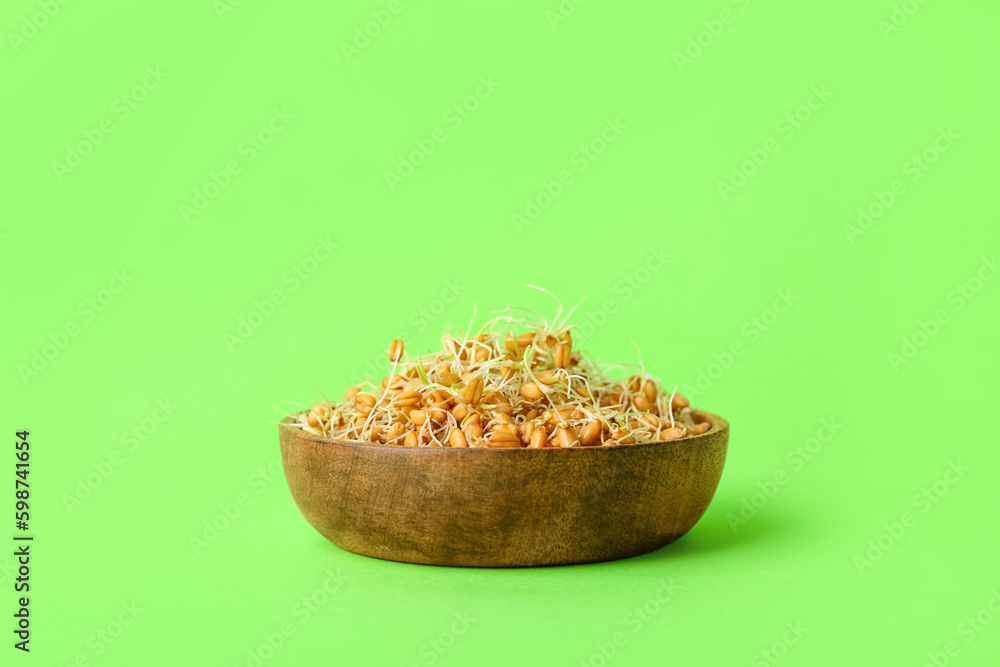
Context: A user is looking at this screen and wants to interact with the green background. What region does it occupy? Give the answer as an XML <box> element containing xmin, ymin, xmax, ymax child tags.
<box><xmin>3</xmin><ymin>0</ymin><xmax>999</xmax><ymax>665</ymax></box>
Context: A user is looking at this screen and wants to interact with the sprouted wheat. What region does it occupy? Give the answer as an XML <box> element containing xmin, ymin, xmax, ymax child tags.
<box><xmin>295</xmin><ymin>290</ymin><xmax>712</xmax><ymax>447</ymax></box>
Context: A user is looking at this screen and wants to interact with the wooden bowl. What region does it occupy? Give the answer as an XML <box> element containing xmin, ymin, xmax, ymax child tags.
<box><xmin>279</xmin><ymin>411</ymin><xmax>728</xmax><ymax>567</ymax></box>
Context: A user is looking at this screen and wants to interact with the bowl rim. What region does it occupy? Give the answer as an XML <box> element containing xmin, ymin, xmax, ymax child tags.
<box><xmin>279</xmin><ymin>409</ymin><xmax>728</xmax><ymax>454</ymax></box>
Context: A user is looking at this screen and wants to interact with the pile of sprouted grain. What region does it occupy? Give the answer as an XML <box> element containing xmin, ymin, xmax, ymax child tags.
<box><xmin>295</xmin><ymin>295</ymin><xmax>711</xmax><ymax>448</ymax></box>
